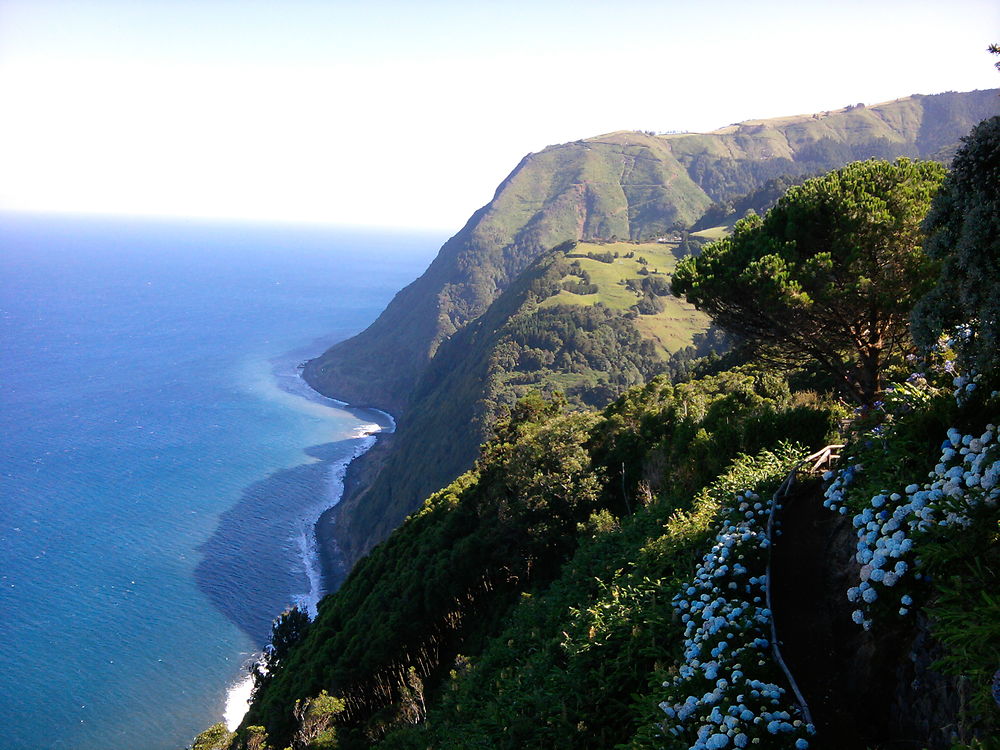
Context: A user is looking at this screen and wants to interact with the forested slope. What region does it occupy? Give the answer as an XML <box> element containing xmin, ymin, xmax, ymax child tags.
<box><xmin>332</xmin><ymin>241</ymin><xmax>713</xmax><ymax>558</ymax></box>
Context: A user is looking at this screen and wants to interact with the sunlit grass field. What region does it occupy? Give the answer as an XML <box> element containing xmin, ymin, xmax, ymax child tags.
<box><xmin>691</xmin><ymin>225</ymin><xmax>729</xmax><ymax>241</ymax></box>
<box><xmin>541</xmin><ymin>241</ymin><xmax>711</xmax><ymax>356</ymax></box>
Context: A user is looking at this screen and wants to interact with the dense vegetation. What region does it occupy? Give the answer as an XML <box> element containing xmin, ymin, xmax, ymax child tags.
<box><xmin>212</xmin><ymin>369</ymin><xmax>839</xmax><ymax>750</ymax></box>
<box><xmin>672</xmin><ymin>158</ymin><xmax>947</xmax><ymax>402</ymax></box>
<box><xmin>912</xmin><ymin>115</ymin><xmax>1000</xmax><ymax>377</ymax></box>
<box><xmin>329</xmin><ymin>243</ymin><xmax>714</xmax><ymax>558</ymax></box>
<box><xmin>192</xmin><ymin>109</ymin><xmax>1000</xmax><ymax>750</ymax></box>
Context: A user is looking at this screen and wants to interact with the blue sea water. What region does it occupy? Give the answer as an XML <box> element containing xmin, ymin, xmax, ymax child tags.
<box><xmin>0</xmin><ymin>213</ymin><xmax>440</xmax><ymax>750</ymax></box>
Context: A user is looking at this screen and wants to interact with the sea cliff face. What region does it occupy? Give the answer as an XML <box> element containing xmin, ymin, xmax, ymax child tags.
<box><xmin>306</xmin><ymin>88</ymin><xmax>999</xmax><ymax>569</ymax></box>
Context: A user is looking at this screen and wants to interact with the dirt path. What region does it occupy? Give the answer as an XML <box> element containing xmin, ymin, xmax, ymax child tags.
<box><xmin>770</xmin><ymin>479</ymin><xmax>909</xmax><ymax>748</ymax></box>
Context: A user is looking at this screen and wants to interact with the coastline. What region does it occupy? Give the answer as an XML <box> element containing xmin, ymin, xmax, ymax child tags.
<box><xmin>315</xmin><ymin>431</ymin><xmax>395</xmax><ymax>592</ymax></box>
<box><xmin>288</xmin><ymin>367</ymin><xmax>397</xmax><ymax>599</ymax></box>
<box><xmin>222</xmin><ymin>366</ymin><xmax>396</xmax><ymax>732</ymax></box>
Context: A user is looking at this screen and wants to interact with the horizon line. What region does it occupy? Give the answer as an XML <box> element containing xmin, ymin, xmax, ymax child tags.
<box><xmin>0</xmin><ymin>206</ymin><xmax>455</xmax><ymax>235</ymax></box>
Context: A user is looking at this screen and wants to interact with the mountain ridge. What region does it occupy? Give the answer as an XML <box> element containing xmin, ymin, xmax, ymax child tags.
<box><xmin>306</xmin><ymin>89</ymin><xmax>998</xmax><ymax>413</ymax></box>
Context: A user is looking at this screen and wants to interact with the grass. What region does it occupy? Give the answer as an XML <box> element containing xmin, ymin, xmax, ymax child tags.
<box><xmin>632</xmin><ymin>307</ymin><xmax>710</xmax><ymax>354</ymax></box>
<box><xmin>540</xmin><ymin>241</ymin><xmax>710</xmax><ymax>357</ymax></box>
<box><xmin>691</xmin><ymin>225</ymin><xmax>729</xmax><ymax>241</ymax></box>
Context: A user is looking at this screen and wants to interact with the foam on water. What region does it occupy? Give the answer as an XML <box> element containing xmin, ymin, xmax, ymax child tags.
<box><xmin>224</xmin><ymin>673</ymin><xmax>256</xmax><ymax>731</ymax></box>
<box><xmin>290</xmin><ymin>430</ymin><xmax>383</xmax><ymax>617</ymax></box>
<box><xmin>220</xmin><ymin>380</ymin><xmax>391</xmax><ymax>730</ymax></box>
<box><xmin>271</xmin><ymin>365</ymin><xmax>393</xmax><ymax>618</ymax></box>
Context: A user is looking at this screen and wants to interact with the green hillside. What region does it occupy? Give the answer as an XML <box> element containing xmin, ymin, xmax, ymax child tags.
<box><xmin>541</xmin><ymin>240</ymin><xmax>710</xmax><ymax>355</ymax></box>
<box><xmin>302</xmin><ymin>135</ymin><xmax>714</xmax><ymax>413</ymax></box>
<box><xmin>329</xmin><ymin>241</ymin><xmax>713</xmax><ymax>561</ymax></box>
<box><xmin>305</xmin><ymin>90</ymin><xmax>999</xmax><ymax>418</ymax></box>
<box><xmin>655</xmin><ymin>90</ymin><xmax>998</xmax><ymax>202</ymax></box>
<box><xmin>305</xmin><ymin>90</ymin><xmax>998</xmax><ymax>575</ymax></box>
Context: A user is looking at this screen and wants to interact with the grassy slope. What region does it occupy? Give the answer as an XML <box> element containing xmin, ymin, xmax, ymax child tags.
<box><xmin>691</xmin><ymin>225</ymin><xmax>729</xmax><ymax>240</ymax></box>
<box><xmin>541</xmin><ymin>241</ymin><xmax>710</xmax><ymax>355</ymax></box>
<box><xmin>656</xmin><ymin>90</ymin><xmax>997</xmax><ymax>202</ymax></box>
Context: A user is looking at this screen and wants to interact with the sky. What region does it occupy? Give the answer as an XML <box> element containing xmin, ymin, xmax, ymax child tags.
<box><xmin>0</xmin><ymin>0</ymin><xmax>997</xmax><ymax>231</ymax></box>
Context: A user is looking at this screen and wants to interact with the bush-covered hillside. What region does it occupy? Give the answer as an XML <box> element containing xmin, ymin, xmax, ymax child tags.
<box><xmin>219</xmin><ymin>368</ymin><xmax>841</xmax><ymax>750</ymax></box>
<box><xmin>329</xmin><ymin>239</ymin><xmax>717</xmax><ymax>561</ymax></box>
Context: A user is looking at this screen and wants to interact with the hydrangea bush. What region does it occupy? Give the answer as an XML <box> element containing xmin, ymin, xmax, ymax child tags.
<box><xmin>819</xmin><ymin>368</ymin><xmax>1000</xmax><ymax>734</ymax></box>
<box><xmin>824</xmin><ymin>424</ymin><xmax>999</xmax><ymax>629</ymax></box>
<box><xmin>659</xmin><ymin>484</ymin><xmax>815</xmax><ymax>749</ymax></box>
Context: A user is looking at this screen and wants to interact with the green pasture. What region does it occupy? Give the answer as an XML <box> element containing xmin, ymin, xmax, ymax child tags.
<box><xmin>541</xmin><ymin>241</ymin><xmax>710</xmax><ymax>356</ymax></box>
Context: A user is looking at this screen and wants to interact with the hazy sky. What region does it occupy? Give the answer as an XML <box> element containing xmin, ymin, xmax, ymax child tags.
<box><xmin>0</xmin><ymin>0</ymin><xmax>997</xmax><ymax>230</ymax></box>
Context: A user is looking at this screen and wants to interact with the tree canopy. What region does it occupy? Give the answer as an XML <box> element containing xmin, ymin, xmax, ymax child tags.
<box><xmin>912</xmin><ymin>116</ymin><xmax>1000</xmax><ymax>380</ymax></box>
<box><xmin>671</xmin><ymin>158</ymin><xmax>946</xmax><ymax>402</ymax></box>
<box><xmin>252</xmin><ymin>607</ymin><xmax>312</xmax><ymax>692</ymax></box>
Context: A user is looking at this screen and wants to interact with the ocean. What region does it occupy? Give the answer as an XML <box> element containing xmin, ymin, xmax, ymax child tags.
<box><xmin>0</xmin><ymin>213</ymin><xmax>440</xmax><ymax>750</ymax></box>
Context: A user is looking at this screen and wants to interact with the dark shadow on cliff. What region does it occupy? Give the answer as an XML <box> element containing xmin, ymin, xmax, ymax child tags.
<box><xmin>195</xmin><ymin>440</ymin><xmax>357</xmax><ymax>645</ymax></box>
<box><xmin>771</xmin><ymin>479</ymin><xmax>963</xmax><ymax>749</ymax></box>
